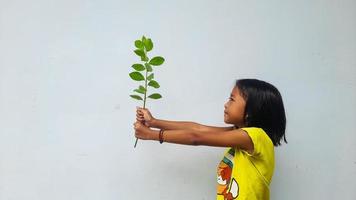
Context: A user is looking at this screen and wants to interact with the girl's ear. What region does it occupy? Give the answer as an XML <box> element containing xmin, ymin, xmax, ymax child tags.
<box><xmin>244</xmin><ymin>114</ymin><xmax>250</xmax><ymax>126</ymax></box>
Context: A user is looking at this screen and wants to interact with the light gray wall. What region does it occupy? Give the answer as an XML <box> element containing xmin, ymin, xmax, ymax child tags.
<box><xmin>0</xmin><ymin>0</ymin><xmax>355</xmax><ymax>199</ymax></box>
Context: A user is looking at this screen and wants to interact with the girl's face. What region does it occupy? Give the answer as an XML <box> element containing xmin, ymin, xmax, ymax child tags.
<box><xmin>224</xmin><ymin>86</ymin><xmax>247</xmax><ymax>127</ymax></box>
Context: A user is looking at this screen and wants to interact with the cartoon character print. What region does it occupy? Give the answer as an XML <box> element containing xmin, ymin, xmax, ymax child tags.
<box><xmin>217</xmin><ymin>149</ymin><xmax>239</xmax><ymax>200</ymax></box>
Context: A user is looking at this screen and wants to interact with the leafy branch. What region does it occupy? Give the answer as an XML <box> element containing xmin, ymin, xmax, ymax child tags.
<box><xmin>129</xmin><ymin>35</ymin><xmax>165</xmax><ymax>148</ymax></box>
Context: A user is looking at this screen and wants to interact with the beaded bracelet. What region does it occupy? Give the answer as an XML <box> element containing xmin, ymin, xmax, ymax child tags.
<box><xmin>159</xmin><ymin>129</ymin><xmax>165</xmax><ymax>144</ymax></box>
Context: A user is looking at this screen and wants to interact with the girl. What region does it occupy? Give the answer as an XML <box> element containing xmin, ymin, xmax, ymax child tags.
<box><xmin>133</xmin><ymin>78</ymin><xmax>287</xmax><ymax>200</ymax></box>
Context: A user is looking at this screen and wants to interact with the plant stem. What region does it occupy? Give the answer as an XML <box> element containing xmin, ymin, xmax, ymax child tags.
<box><xmin>134</xmin><ymin>52</ymin><xmax>148</xmax><ymax>148</ymax></box>
<box><xmin>134</xmin><ymin>135</ymin><xmax>139</xmax><ymax>148</ymax></box>
<box><xmin>143</xmin><ymin>63</ymin><xmax>148</xmax><ymax>109</ymax></box>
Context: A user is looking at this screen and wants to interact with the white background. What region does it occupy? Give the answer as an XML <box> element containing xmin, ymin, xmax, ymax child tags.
<box><xmin>0</xmin><ymin>0</ymin><xmax>355</xmax><ymax>199</ymax></box>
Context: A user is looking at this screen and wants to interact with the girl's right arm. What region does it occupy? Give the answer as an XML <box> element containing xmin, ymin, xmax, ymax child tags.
<box><xmin>136</xmin><ymin>107</ymin><xmax>235</xmax><ymax>132</ymax></box>
<box><xmin>150</xmin><ymin>118</ymin><xmax>200</xmax><ymax>131</ymax></box>
<box><xmin>198</xmin><ymin>124</ymin><xmax>236</xmax><ymax>132</ymax></box>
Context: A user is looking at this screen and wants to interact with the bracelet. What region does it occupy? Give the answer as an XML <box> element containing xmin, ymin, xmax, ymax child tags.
<box><xmin>159</xmin><ymin>129</ymin><xmax>165</xmax><ymax>144</ymax></box>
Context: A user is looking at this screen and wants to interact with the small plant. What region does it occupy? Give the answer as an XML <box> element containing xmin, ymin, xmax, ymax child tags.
<box><xmin>129</xmin><ymin>35</ymin><xmax>165</xmax><ymax>148</ymax></box>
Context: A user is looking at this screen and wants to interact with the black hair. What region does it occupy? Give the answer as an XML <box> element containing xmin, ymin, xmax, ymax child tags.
<box><xmin>235</xmin><ymin>78</ymin><xmax>287</xmax><ymax>146</ymax></box>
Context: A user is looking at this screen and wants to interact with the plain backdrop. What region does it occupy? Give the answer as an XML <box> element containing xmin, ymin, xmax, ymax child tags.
<box><xmin>0</xmin><ymin>0</ymin><xmax>355</xmax><ymax>199</ymax></box>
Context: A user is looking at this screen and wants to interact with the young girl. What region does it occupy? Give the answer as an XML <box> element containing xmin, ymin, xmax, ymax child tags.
<box><xmin>133</xmin><ymin>78</ymin><xmax>287</xmax><ymax>200</ymax></box>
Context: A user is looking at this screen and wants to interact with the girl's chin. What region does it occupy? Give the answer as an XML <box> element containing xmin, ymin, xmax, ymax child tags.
<box><xmin>224</xmin><ymin>115</ymin><xmax>229</xmax><ymax>122</ymax></box>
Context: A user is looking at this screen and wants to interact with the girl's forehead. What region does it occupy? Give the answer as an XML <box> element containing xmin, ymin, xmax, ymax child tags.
<box><xmin>231</xmin><ymin>86</ymin><xmax>246</xmax><ymax>101</ymax></box>
<box><xmin>231</xmin><ymin>86</ymin><xmax>241</xmax><ymax>96</ymax></box>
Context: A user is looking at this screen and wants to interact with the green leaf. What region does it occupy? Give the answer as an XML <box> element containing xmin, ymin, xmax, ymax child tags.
<box><xmin>134</xmin><ymin>89</ymin><xmax>144</xmax><ymax>94</ymax></box>
<box><xmin>148</xmin><ymin>93</ymin><xmax>162</xmax><ymax>99</ymax></box>
<box><xmin>148</xmin><ymin>80</ymin><xmax>160</xmax><ymax>88</ymax></box>
<box><xmin>141</xmin><ymin>56</ymin><xmax>149</xmax><ymax>62</ymax></box>
<box><xmin>145</xmin><ymin>63</ymin><xmax>153</xmax><ymax>72</ymax></box>
<box><xmin>139</xmin><ymin>85</ymin><xmax>146</xmax><ymax>92</ymax></box>
<box><xmin>133</xmin><ymin>85</ymin><xmax>146</xmax><ymax>94</ymax></box>
<box><xmin>149</xmin><ymin>56</ymin><xmax>165</xmax><ymax>66</ymax></box>
<box><xmin>134</xmin><ymin>49</ymin><xmax>145</xmax><ymax>57</ymax></box>
<box><xmin>135</xmin><ymin>40</ymin><xmax>144</xmax><ymax>49</ymax></box>
<box><xmin>129</xmin><ymin>72</ymin><xmax>145</xmax><ymax>81</ymax></box>
<box><xmin>131</xmin><ymin>64</ymin><xmax>145</xmax><ymax>71</ymax></box>
<box><xmin>147</xmin><ymin>73</ymin><xmax>154</xmax><ymax>81</ymax></box>
<box><xmin>130</xmin><ymin>95</ymin><xmax>143</xmax><ymax>100</ymax></box>
<box><xmin>144</xmin><ymin>38</ymin><xmax>153</xmax><ymax>52</ymax></box>
<box><xmin>142</xmin><ymin>35</ymin><xmax>147</xmax><ymax>43</ymax></box>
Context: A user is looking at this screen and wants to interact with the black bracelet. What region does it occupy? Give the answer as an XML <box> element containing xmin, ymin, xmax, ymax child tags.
<box><xmin>159</xmin><ymin>129</ymin><xmax>164</xmax><ymax>144</ymax></box>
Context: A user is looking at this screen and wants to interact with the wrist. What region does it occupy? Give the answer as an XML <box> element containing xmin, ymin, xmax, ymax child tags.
<box><xmin>149</xmin><ymin>129</ymin><xmax>160</xmax><ymax>141</ymax></box>
<box><xmin>150</xmin><ymin>118</ymin><xmax>158</xmax><ymax>127</ymax></box>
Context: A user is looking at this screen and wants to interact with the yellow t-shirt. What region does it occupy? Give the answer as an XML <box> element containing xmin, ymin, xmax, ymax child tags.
<box><xmin>216</xmin><ymin>127</ymin><xmax>275</xmax><ymax>200</ymax></box>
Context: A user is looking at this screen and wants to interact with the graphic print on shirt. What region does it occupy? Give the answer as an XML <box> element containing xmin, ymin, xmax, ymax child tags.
<box><xmin>217</xmin><ymin>148</ymin><xmax>239</xmax><ymax>200</ymax></box>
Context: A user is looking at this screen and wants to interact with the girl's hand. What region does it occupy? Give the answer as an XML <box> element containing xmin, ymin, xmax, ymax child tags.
<box><xmin>133</xmin><ymin>120</ymin><xmax>155</xmax><ymax>140</ymax></box>
<box><xmin>136</xmin><ymin>106</ymin><xmax>155</xmax><ymax>127</ymax></box>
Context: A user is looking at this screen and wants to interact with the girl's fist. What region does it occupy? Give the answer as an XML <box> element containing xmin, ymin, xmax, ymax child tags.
<box><xmin>133</xmin><ymin>120</ymin><xmax>154</xmax><ymax>140</ymax></box>
<box><xmin>136</xmin><ymin>106</ymin><xmax>155</xmax><ymax>127</ymax></box>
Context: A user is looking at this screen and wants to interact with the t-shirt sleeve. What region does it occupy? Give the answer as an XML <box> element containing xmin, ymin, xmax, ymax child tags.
<box><xmin>240</xmin><ymin>127</ymin><xmax>264</xmax><ymax>157</ymax></box>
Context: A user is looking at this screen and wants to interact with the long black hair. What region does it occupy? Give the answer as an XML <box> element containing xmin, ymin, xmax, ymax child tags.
<box><xmin>236</xmin><ymin>79</ymin><xmax>287</xmax><ymax>146</ymax></box>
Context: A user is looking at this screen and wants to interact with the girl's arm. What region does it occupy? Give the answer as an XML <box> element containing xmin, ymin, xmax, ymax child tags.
<box><xmin>150</xmin><ymin>118</ymin><xmax>235</xmax><ymax>132</ymax></box>
<box><xmin>150</xmin><ymin>118</ymin><xmax>200</xmax><ymax>131</ymax></box>
<box><xmin>147</xmin><ymin>128</ymin><xmax>253</xmax><ymax>152</ymax></box>
<box><xmin>137</xmin><ymin>107</ymin><xmax>234</xmax><ymax>132</ymax></box>
<box><xmin>199</xmin><ymin>124</ymin><xmax>236</xmax><ymax>132</ymax></box>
